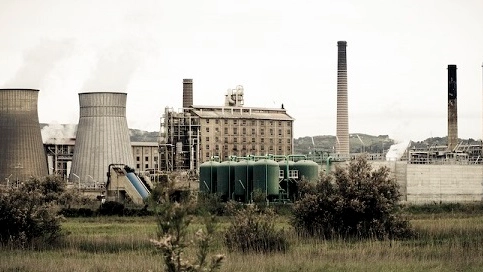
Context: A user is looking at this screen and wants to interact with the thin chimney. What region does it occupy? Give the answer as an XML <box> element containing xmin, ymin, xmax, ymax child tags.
<box><xmin>336</xmin><ymin>41</ymin><xmax>349</xmax><ymax>156</ymax></box>
<box><xmin>447</xmin><ymin>65</ymin><xmax>458</xmax><ymax>151</ymax></box>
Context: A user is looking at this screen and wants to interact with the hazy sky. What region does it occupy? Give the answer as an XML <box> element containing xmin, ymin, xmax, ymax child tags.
<box><xmin>1</xmin><ymin>0</ymin><xmax>482</xmax><ymax>142</ymax></box>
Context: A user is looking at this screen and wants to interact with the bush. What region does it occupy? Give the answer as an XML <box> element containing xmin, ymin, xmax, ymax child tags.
<box><xmin>292</xmin><ymin>156</ymin><xmax>413</xmax><ymax>240</ymax></box>
<box><xmin>0</xmin><ymin>176</ymin><xmax>65</xmax><ymax>247</ymax></box>
<box><xmin>97</xmin><ymin>201</ymin><xmax>125</xmax><ymax>216</ymax></box>
<box><xmin>224</xmin><ymin>205</ymin><xmax>289</xmax><ymax>253</ymax></box>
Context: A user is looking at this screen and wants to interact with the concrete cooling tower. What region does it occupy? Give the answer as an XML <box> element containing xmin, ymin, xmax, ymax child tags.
<box><xmin>336</xmin><ymin>41</ymin><xmax>349</xmax><ymax>156</ymax></box>
<box><xmin>70</xmin><ymin>92</ymin><xmax>134</xmax><ymax>185</ymax></box>
<box><xmin>0</xmin><ymin>89</ymin><xmax>48</xmax><ymax>182</ymax></box>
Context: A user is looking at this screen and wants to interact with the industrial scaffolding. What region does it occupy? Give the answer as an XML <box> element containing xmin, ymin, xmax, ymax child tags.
<box><xmin>159</xmin><ymin>107</ymin><xmax>200</xmax><ymax>172</ymax></box>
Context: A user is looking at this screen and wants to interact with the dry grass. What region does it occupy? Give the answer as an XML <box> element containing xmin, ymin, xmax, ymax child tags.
<box><xmin>1</xmin><ymin>214</ymin><xmax>483</xmax><ymax>272</ymax></box>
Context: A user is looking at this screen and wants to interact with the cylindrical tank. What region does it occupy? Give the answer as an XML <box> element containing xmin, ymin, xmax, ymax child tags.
<box><xmin>253</xmin><ymin>159</ymin><xmax>279</xmax><ymax>197</ymax></box>
<box><xmin>217</xmin><ymin>160</ymin><xmax>235</xmax><ymax>199</ymax></box>
<box><xmin>0</xmin><ymin>89</ymin><xmax>48</xmax><ymax>182</ymax></box>
<box><xmin>199</xmin><ymin>160</ymin><xmax>219</xmax><ymax>193</ymax></box>
<box><xmin>70</xmin><ymin>92</ymin><xmax>134</xmax><ymax>185</ymax></box>
<box><xmin>278</xmin><ymin>160</ymin><xmax>295</xmax><ymax>179</ymax></box>
<box><xmin>293</xmin><ymin>160</ymin><xmax>319</xmax><ymax>182</ymax></box>
<box><xmin>234</xmin><ymin>160</ymin><xmax>255</xmax><ymax>201</ymax></box>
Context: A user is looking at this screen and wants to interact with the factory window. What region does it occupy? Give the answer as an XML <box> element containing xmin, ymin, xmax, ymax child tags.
<box><xmin>206</xmin><ymin>144</ymin><xmax>210</xmax><ymax>150</ymax></box>
<box><xmin>224</xmin><ymin>120</ymin><xmax>228</xmax><ymax>125</ymax></box>
<box><xmin>270</xmin><ymin>138</ymin><xmax>273</xmax><ymax>143</ymax></box>
<box><xmin>233</xmin><ymin>128</ymin><xmax>238</xmax><ymax>134</ymax></box>
<box><xmin>243</xmin><ymin>137</ymin><xmax>246</xmax><ymax>143</ymax></box>
<box><xmin>234</xmin><ymin>137</ymin><xmax>238</xmax><ymax>143</ymax></box>
<box><xmin>270</xmin><ymin>129</ymin><xmax>274</xmax><ymax>136</ymax></box>
<box><xmin>261</xmin><ymin>121</ymin><xmax>264</xmax><ymax>125</ymax></box>
<box><xmin>154</xmin><ymin>156</ymin><xmax>158</xmax><ymax>161</ymax></box>
<box><xmin>278</xmin><ymin>139</ymin><xmax>282</xmax><ymax>144</ymax></box>
<box><xmin>224</xmin><ymin>145</ymin><xmax>228</xmax><ymax>150</ymax></box>
<box><xmin>261</xmin><ymin>138</ymin><xmax>264</xmax><ymax>143</ymax></box>
<box><xmin>278</xmin><ymin>147</ymin><xmax>282</xmax><ymax>152</ymax></box>
<box><xmin>252</xmin><ymin>145</ymin><xmax>256</xmax><ymax>150</ymax></box>
<box><xmin>261</xmin><ymin>146</ymin><xmax>265</xmax><ymax>151</ymax></box>
<box><xmin>269</xmin><ymin>146</ymin><xmax>274</xmax><ymax>152</ymax></box>
<box><xmin>136</xmin><ymin>164</ymin><xmax>140</xmax><ymax>169</ymax></box>
<box><xmin>287</xmin><ymin>147</ymin><xmax>291</xmax><ymax>152</ymax></box>
<box><xmin>215</xmin><ymin>119</ymin><xmax>219</xmax><ymax>124</ymax></box>
<box><xmin>233</xmin><ymin>145</ymin><xmax>238</xmax><ymax>151</ymax></box>
<box><xmin>242</xmin><ymin>127</ymin><xmax>246</xmax><ymax>134</ymax></box>
<box><xmin>206</xmin><ymin>119</ymin><xmax>210</xmax><ymax>124</ymax></box>
<box><xmin>206</xmin><ymin>127</ymin><xmax>209</xmax><ymax>132</ymax></box>
<box><xmin>224</xmin><ymin>128</ymin><xmax>228</xmax><ymax>134</ymax></box>
<box><xmin>251</xmin><ymin>128</ymin><xmax>255</xmax><ymax>134</ymax></box>
<box><xmin>260</xmin><ymin>128</ymin><xmax>264</xmax><ymax>135</ymax></box>
<box><xmin>215</xmin><ymin>127</ymin><xmax>219</xmax><ymax>132</ymax></box>
<box><xmin>145</xmin><ymin>164</ymin><xmax>149</xmax><ymax>168</ymax></box>
<box><xmin>287</xmin><ymin>139</ymin><xmax>291</xmax><ymax>144</ymax></box>
<box><xmin>252</xmin><ymin>138</ymin><xmax>255</xmax><ymax>143</ymax></box>
<box><xmin>287</xmin><ymin>129</ymin><xmax>291</xmax><ymax>135</ymax></box>
<box><xmin>251</xmin><ymin>120</ymin><xmax>256</xmax><ymax>125</ymax></box>
<box><xmin>206</xmin><ymin>153</ymin><xmax>210</xmax><ymax>158</ymax></box>
<box><xmin>215</xmin><ymin>145</ymin><xmax>219</xmax><ymax>150</ymax></box>
<box><xmin>234</xmin><ymin>120</ymin><xmax>237</xmax><ymax>125</ymax></box>
<box><xmin>215</xmin><ymin>137</ymin><xmax>219</xmax><ymax>142</ymax></box>
<box><xmin>278</xmin><ymin>129</ymin><xmax>282</xmax><ymax>136</ymax></box>
<box><xmin>224</xmin><ymin>137</ymin><xmax>228</xmax><ymax>143</ymax></box>
<box><xmin>243</xmin><ymin>144</ymin><xmax>246</xmax><ymax>150</ymax></box>
<box><xmin>242</xmin><ymin>120</ymin><xmax>246</xmax><ymax>125</ymax></box>
<box><xmin>278</xmin><ymin>121</ymin><xmax>282</xmax><ymax>126</ymax></box>
<box><xmin>136</xmin><ymin>148</ymin><xmax>141</xmax><ymax>154</ymax></box>
<box><xmin>136</xmin><ymin>156</ymin><xmax>140</xmax><ymax>161</ymax></box>
<box><xmin>145</xmin><ymin>157</ymin><xmax>149</xmax><ymax>161</ymax></box>
<box><xmin>270</xmin><ymin>121</ymin><xmax>273</xmax><ymax>126</ymax></box>
<box><xmin>206</xmin><ymin>137</ymin><xmax>209</xmax><ymax>141</ymax></box>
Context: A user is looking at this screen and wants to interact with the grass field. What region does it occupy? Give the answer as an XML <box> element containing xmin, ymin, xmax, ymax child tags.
<box><xmin>1</xmin><ymin>212</ymin><xmax>483</xmax><ymax>272</ymax></box>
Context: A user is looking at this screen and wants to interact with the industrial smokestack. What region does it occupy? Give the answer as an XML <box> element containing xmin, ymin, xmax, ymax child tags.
<box><xmin>70</xmin><ymin>92</ymin><xmax>134</xmax><ymax>184</ymax></box>
<box><xmin>447</xmin><ymin>65</ymin><xmax>458</xmax><ymax>151</ymax></box>
<box><xmin>0</xmin><ymin>89</ymin><xmax>48</xmax><ymax>182</ymax></box>
<box><xmin>183</xmin><ymin>79</ymin><xmax>193</xmax><ymax>109</ymax></box>
<box><xmin>336</xmin><ymin>41</ymin><xmax>349</xmax><ymax>156</ymax></box>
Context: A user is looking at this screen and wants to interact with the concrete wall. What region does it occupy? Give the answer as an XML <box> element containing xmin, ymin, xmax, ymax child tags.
<box><xmin>327</xmin><ymin>160</ymin><xmax>482</xmax><ymax>203</ymax></box>
<box><xmin>406</xmin><ymin>164</ymin><xmax>483</xmax><ymax>203</ymax></box>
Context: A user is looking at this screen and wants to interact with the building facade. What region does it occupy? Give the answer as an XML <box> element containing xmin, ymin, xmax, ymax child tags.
<box><xmin>131</xmin><ymin>142</ymin><xmax>159</xmax><ymax>174</ymax></box>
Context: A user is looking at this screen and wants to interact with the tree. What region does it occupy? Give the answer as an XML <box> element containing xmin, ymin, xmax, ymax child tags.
<box><xmin>292</xmin><ymin>156</ymin><xmax>413</xmax><ymax>239</ymax></box>
<box><xmin>0</xmin><ymin>176</ymin><xmax>65</xmax><ymax>247</ymax></box>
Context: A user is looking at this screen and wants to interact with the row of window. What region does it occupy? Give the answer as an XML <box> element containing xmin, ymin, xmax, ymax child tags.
<box><xmin>204</xmin><ymin>144</ymin><xmax>291</xmax><ymax>152</ymax></box>
<box><xmin>204</xmin><ymin>146</ymin><xmax>292</xmax><ymax>158</ymax></box>
<box><xmin>205</xmin><ymin>137</ymin><xmax>291</xmax><ymax>144</ymax></box>
<box><xmin>207</xmin><ymin>127</ymin><xmax>291</xmax><ymax>136</ymax></box>
<box><xmin>206</xmin><ymin>119</ymin><xmax>290</xmax><ymax>126</ymax></box>
<box><xmin>136</xmin><ymin>156</ymin><xmax>158</xmax><ymax>162</ymax></box>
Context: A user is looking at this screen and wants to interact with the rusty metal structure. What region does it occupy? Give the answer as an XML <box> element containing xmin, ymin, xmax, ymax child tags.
<box><xmin>0</xmin><ymin>89</ymin><xmax>48</xmax><ymax>183</ymax></box>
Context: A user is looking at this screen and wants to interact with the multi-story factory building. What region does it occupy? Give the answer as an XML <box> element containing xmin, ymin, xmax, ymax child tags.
<box><xmin>159</xmin><ymin>81</ymin><xmax>294</xmax><ymax>172</ymax></box>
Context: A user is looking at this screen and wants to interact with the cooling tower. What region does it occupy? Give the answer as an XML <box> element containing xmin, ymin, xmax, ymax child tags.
<box><xmin>0</xmin><ymin>89</ymin><xmax>48</xmax><ymax>182</ymax></box>
<box><xmin>70</xmin><ymin>92</ymin><xmax>134</xmax><ymax>185</ymax></box>
<box><xmin>447</xmin><ymin>65</ymin><xmax>458</xmax><ymax>151</ymax></box>
<box><xmin>336</xmin><ymin>41</ymin><xmax>349</xmax><ymax>156</ymax></box>
<box><xmin>183</xmin><ymin>79</ymin><xmax>193</xmax><ymax>108</ymax></box>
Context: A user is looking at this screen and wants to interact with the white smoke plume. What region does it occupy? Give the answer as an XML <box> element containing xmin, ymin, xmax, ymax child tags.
<box><xmin>5</xmin><ymin>39</ymin><xmax>75</xmax><ymax>88</ymax></box>
<box><xmin>41</xmin><ymin>123</ymin><xmax>77</xmax><ymax>144</ymax></box>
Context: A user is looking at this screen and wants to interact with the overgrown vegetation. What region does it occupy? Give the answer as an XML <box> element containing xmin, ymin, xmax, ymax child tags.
<box><xmin>224</xmin><ymin>204</ymin><xmax>289</xmax><ymax>253</ymax></box>
<box><xmin>292</xmin><ymin>156</ymin><xmax>413</xmax><ymax>239</ymax></box>
<box><xmin>0</xmin><ymin>176</ymin><xmax>66</xmax><ymax>248</ymax></box>
<box><xmin>150</xmin><ymin>181</ymin><xmax>224</xmax><ymax>272</ymax></box>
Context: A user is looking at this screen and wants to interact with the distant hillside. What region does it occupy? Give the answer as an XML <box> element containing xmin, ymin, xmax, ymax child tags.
<box><xmin>129</xmin><ymin>129</ymin><xmax>159</xmax><ymax>142</ymax></box>
<box><xmin>294</xmin><ymin>134</ymin><xmax>394</xmax><ymax>154</ymax></box>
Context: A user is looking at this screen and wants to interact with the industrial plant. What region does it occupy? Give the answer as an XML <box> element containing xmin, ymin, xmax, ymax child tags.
<box><xmin>1</xmin><ymin>41</ymin><xmax>483</xmax><ymax>204</ymax></box>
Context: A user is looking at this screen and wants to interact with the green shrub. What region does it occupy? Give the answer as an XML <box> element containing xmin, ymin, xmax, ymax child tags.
<box><xmin>292</xmin><ymin>156</ymin><xmax>413</xmax><ymax>240</ymax></box>
<box><xmin>0</xmin><ymin>176</ymin><xmax>65</xmax><ymax>247</ymax></box>
<box><xmin>97</xmin><ymin>201</ymin><xmax>125</xmax><ymax>216</ymax></box>
<box><xmin>224</xmin><ymin>205</ymin><xmax>289</xmax><ymax>253</ymax></box>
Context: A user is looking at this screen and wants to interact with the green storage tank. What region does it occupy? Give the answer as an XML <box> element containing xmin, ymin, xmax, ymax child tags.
<box><xmin>293</xmin><ymin>160</ymin><xmax>319</xmax><ymax>182</ymax></box>
<box><xmin>253</xmin><ymin>159</ymin><xmax>280</xmax><ymax>197</ymax></box>
<box><xmin>199</xmin><ymin>161</ymin><xmax>219</xmax><ymax>193</ymax></box>
<box><xmin>217</xmin><ymin>160</ymin><xmax>235</xmax><ymax>199</ymax></box>
<box><xmin>234</xmin><ymin>160</ymin><xmax>255</xmax><ymax>202</ymax></box>
<box><xmin>278</xmin><ymin>160</ymin><xmax>295</xmax><ymax>179</ymax></box>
